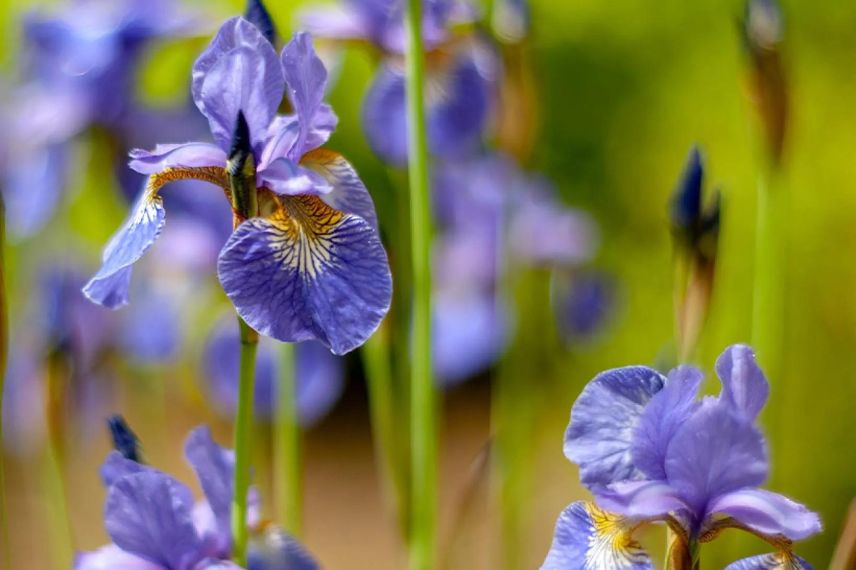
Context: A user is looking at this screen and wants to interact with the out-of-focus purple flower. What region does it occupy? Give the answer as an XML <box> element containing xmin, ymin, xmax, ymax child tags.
<box><xmin>203</xmin><ymin>316</ymin><xmax>344</xmax><ymax>427</ymax></box>
<box><xmin>552</xmin><ymin>270</ymin><xmax>615</xmax><ymax>342</ymax></box>
<box><xmin>543</xmin><ymin>345</ymin><xmax>821</xmax><ymax>567</ymax></box>
<box><xmin>84</xmin><ymin>20</ymin><xmax>391</xmax><ymax>355</ymax></box>
<box><xmin>78</xmin><ymin>424</ymin><xmax>318</xmax><ymax>569</ymax></box>
<box><xmin>670</xmin><ymin>146</ymin><xmax>719</xmax><ymax>260</ymax></box>
<box><xmin>0</xmin><ymin>0</ymin><xmax>204</xmax><ymax>237</ymax></box>
<box><xmin>492</xmin><ymin>0</ymin><xmax>530</xmax><ymax>43</ymax></box>
<box><xmin>301</xmin><ymin>0</ymin><xmax>494</xmax><ymax>165</ymax></box>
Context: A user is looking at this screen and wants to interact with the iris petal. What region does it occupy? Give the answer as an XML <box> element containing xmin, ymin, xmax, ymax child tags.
<box><xmin>631</xmin><ymin>366</ymin><xmax>702</xmax><ymax>480</ymax></box>
<box><xmin>248</xmin><ymin>526</ymin><xmax>319</xmax><ymax>570</ymax></box>
<box><xmin>596</xmin><ymin>480</ymin><xmax>689</xmax><ymax>521</ymax></box>
<box><xmin>302</xmin><ymin>148</ymin><xmax>379</xmax><ymax>230</ymax></box>
<box><xmin>564</xmin><ymin>366</ymin><xmax>665</xmax><ymax>490</ymax></box>
<box><xmin>706</xmin><ymin>488</ymin><xmax>822</xmax><ymax>541</ymax></box>
<box><xmin>541</xmin><ymin>501</ymin><xmax>652</xmax><ymax>570</ymax></box>
<box><xmin>281</xmin><ymin>32</ymin><xmax>330</xmax><ymax>160</ymax></box>
<box><xmin>715</xmin><ymin>344</ymin><xmax>769</xmax><ymax>421</ymax></box>
<box><xmin>74</xmin><ymin>545</ymin><xmax>162</xmax><ymax>570</ymax></box>
<box><xmin>218</xmin><ymin>195</ymin><xmax>391</xmax><ymax>355</ymax></box>
<box><xmin>192</xmin><ymin>17</ymin><xmax>283</xmax><ymax>153</ymax></box>
<box><xmin>724</xmin><ymin>552</ymin><xmax>814</xmax><ymax>570</ymax></box>
<box><xmin>184</xmin><ymin>427</ymin><xmax>235</xmax><ymax>552</ymax></box>
<box><xmin>105</xmin><ymin>472</ymin><xmax>202</xmax><ymax>569</ymax></box>
<box><xmin>129</xmin><ymin>143</ymin><xmax>227</xmax><ymax>175</ymax></box>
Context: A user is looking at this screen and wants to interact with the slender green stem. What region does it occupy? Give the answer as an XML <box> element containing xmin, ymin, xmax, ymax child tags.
<box><xmin>363</xmin><ymin>326</ymin><xmax>409</xmax><ymax>537</ymax></box>
<box><xmin>231</xmin><ymin>318</ymin><xmax>258</xmax><ymax>566</ymax></box>
<box><xmin>404</xmin><ymin>0</ymin><xmax>436</xmax><ymax>567</ymax></box>
<box><xmin>274</xmin><ymin>342</ymin><xmax>302</xmax><ymax>537</ymax></box>
<box><xmin>0</xmin><ymin>192</ymin><xmax>8</xmax><ymax>567</ymax></box>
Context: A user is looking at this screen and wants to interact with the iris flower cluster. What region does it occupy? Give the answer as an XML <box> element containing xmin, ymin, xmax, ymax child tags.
<box><xmin>543</xmin><ymin>344</ymin><xmax>821</xmax><ymax>568</ymax></box>
<box><xmin>84</xmin><ymin>16</ymin><xmax>392</xmax><ymax>356</ymax></box>
<box><xmin>77</xmin><ymin>423</ymin><xmax>317</xmax><ymax>569</ymax></box>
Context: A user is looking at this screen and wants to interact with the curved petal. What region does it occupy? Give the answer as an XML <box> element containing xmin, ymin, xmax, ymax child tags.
<box><xmin>259</xmin><ymin>157</ymin><xmax>332</xmax><ymax>196</ymax></box>
<box><xmin>105</xmin><ymin>472</ymin><xmax>202</xmax><ymax>569</ymax></box>
<box><xmin>301</xmin><ymin>148</ymin><xmax>379</xmax><ymax>231</ymax></box>
<box><xmin>541</xmin><ymin>501</ymin><xmax>652</xmax><ymax>570</ymax></box>
<box><xmin>100</xmin><ymin>450</ymin><xmax>150</xmax><ymax>487</ymax></box>
<box><xmin>192</xmin><ymin>17</ymin><xmax>283</xmax><ymax>153</ymax></box>
<box><xmin>595</xmin><ymin>480</ymin><xmax>689</xmax><ymax>521</ymax></box>
<box><xmin>218</xmin><ymin>195</ymin><xmax>392</xmax><ymax>355</ymax></box>
<box><xmin>631</xmin><ymin>366</ymin><xmax>702</xmax><ymax>480</ymax></box>
<box><xmin>184</xmin><ymin>426</ymin><xmax>235</xmax><ymax>551</ymax></box>
<box><xmin>707</xmin><ymin>488</ymin><xmax>822</xmax><ymax>541</ymax></box>
<box><xmin>259</xmin><ymin>107</ymin><xmax>338</xmax><ymax>171</ymax></box>
<box><xmin>74</xmin><ymin>545</ymin><xmax>162</xmax><ymax>570</ymax></box>
<box><xmin>83</xmin><ymin>193</ymin><xmax>165</xmax><ymax>308</ymax></box>
<box><xmin>715</xmin><ymin>344</ymin><xmax>769</xmax><ymax>421</ymax></box>
<box><xmin>665</xmin><ymin>400</ymin><xmax>767</xmax><ymax>514</ymax></box>
<box><xmin>564</xmin><ymin>366</ymin><xmax>665</xmax><ymax>490</ymax></box>
<box><xmin>129</xmin><ymin>143</ymin><xmax>227</xmax><ymax>175</ymax></box>
<box><xmin>281</xmin><ymin>32</ymin><xmax>330</xmax><ymax>160</ymax></box>
<box><xmin>724</xmin><ymin>552</ymin><xmax>814</xmax><ymax>570</ymax></box>
<box><xmin>248</xmin><ymin>526</ymin><xmax>318</xmax><ymax>570</ymax></box>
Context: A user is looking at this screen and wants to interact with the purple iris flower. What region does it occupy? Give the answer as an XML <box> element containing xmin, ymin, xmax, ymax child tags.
<box><xmin>301</xmin><ymin>0</ymin><xmax>495</xmax><ymax>165</ymax></box>
<box><xmin>203</xmin><ymin>315</ymin><xmax>344</xmax><ymax>426</ymax></box>
<box><xmin>0</xmin><ymin>0</ymin><xmax>203</xmax><ymax>237</ymax></box>
<box><xmin>83</xmin><ymin>18</ymin><xmax>392</xmax><ymax>355</ymax></box>
<box><xmin>77</xmin><ymin>425</ymin><xmax>318</xmax><ymax>569</ymax></box>
<box><xmin>542</xmin><ymin>345</ymin><xmax>821</xmax><ymax>568</ymax></box>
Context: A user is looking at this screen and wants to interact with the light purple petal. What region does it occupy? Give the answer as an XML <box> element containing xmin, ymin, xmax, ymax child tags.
<box><xmin>195</xmin><ymin>560</ymin><xmax>246</xmax><ymax>570</ymax></box>
<box><xmin>281</xmin><ymin>32</ymin><xmax>329</xmax><ymax>160</ymax></box>
<box><xmin>192</xmin><ymin>17</ymin><xmax>283</xmax><ymax>153</ymax></box>
<box><xmin>299</xmin><ymin>4</ymin><xmax>372</xmax><ymax>43</ymax></box>
<box><xmin>540</xmin><ymin>501</ymin><xmax>652</xmax><ymax>570</ymax></box>
<box><xmin>83</xmin><ymin>193</ymin><xmax>165</xmax><ymax>308</ymax></box>
<box><xmin>707</xmin><ymin>488</ymin><xmax>822</xmax><ymax>541</ymax></box>
<box><xmin>184</xmin><ymin>426</ymin><xmax>235</xmax><ymax>552</ymax></box>
<box><xmin>217</xmin><ymin>196</ymin><xmax>392</xmax><ymax>355</ymax></box>
<box><xmin>129</xmin><ymin>143</ymin><xmax>227</xmax><ymax>175</ymax></box>
<box><xmin>100</xmin><ymin>450</ymin><xmax>151</xmax><ymax>487</ymax></box>
<box><xmin>74</xmin><ymin>545</ymin><xmax>162</xmax><ymax>570</ymax></box>
<box><xmin>665</xmin><ymin>400</ymin><xmax>767</xmax><ymax>514</ymax></box>
<box><xmin>248</xmin><ymin>526</ymin><xmax>319</xmax><ymax>570</ymax></box>
<box><xmin>715</xmin><ymin>344</ymin><xmax>769</xmax><ymax>421</ymax></box>
<box><xmin>302</xmin><ymin>149</ymin><xmax>379</xmax><ymax>231</ymax></box>
<box><xmin>564</xmin><ymin>366</ymin><xmax>665</xmax><ymax>490</ymax></box>
<box><xmin>724</xmin><ymin>552</ymin><xmax>814</xmax><ymax>570</ymax></box>
<box><xmin>105</xmin><ymin>471</ymin><xmax>203</xmax><ymax>569</ymax></box>
<box><xmin>595</xmin><ymin>480</ymin><xmax>689</xmax><ymax>521</ymax></box>
<box><xmin>631</xmin><ymin>366</ymin><xmax>702</xmax><ymax>480</ymax></box>
<box><xmin>259</xmin><ymin>108</ymin><xmax>337</xmax><ymax>171</ymax></box>
<box><xmin>258</xmin><ymin>158</ymin><xmax>332</xmax><ymax>196</ymax></box>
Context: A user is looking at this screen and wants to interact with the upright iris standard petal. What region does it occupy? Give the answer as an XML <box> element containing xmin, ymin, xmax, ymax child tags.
<box><xmin>104</xmin><ymin>472</ymin><xmax>203</xmax><ymax>569</ymax></box>
<box><xmin>541</xmin><ymin>502</ymin><xmax>652</xmax><ymax>570</ymax></box>
<box><xmin>631</xmin><ymin>366</ymin><xmax>702</xmax><ymax>480</ymax></box>
<box><xmin>302</xmin><ymin>148</ymin><xmax>379</xmax><ymax>230</ymax></box>
<box><xmin>362</xmin><ymin>45</ymin><xmax>492</xmax><ymax>164</ymax></box>
<box><xmin>706</xmin><ymin>488</ymin><xmax>822</xmax><ymax>541</ymax></box>
<box><xmin>724</xmin><ymin>552</ymin><xmax>814</xmax><ymax>570</ymax></box>
<box><xmin>100</xmin><ymin>451</ymin><xmax>152</xmax><ymax>487</ymax></box>
<box><xmin>184</xmin><ymin>427</ymin><xmax>235</xmax><ymax>548</ymax></box>
<box><xmin>218</xmin><ymin>195</ymin><xmax>392</xmax><ymax>355</ymax></box>
<box><xmin>595</xmin><ymin>480</ymin><xmax>688</xmax><ymax>521</ymax></box>
<box><xmin>715</xmin><ymin>344</ymin><xmax>769</xmax><ymax>421</ymax></box>
<box><xmin>83</xmin><ymin>193</ymin><xmax>165</xmax><ymax>308</ymax></box>
<box><xmin>565</xmin><ymin>366</ymin><xmax>665</xmax><ymax>489</ymax></box>
<box><xmin>664</xmin><ymin>400</ymin><xmax>767</xmax><ymax>514</ymax></box>
<box><xmin>191</xmin><ymin>17</ymin><xmax>284</xmax><ymax>153</ymax></box>
<box><xmin>248</xmin><ymin>527</ymin><xmax>319</xmax><ymax>570</ymax></box>
<box><xmin>281</xmin><ymin>33</ymin><xmax>329</xmax><ymax>160</ymax></box>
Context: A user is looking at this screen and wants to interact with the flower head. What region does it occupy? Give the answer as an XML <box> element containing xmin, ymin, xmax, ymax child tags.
<box><xmin>77</xmin><ymin>424</ymin><xmax>318</xmax><ymax>570</ymax></box>
<box><xmin>83</xmin><ymin>18</ymin><xmax>392</xmax><ymax>355</ymax></box>
<box><xmin>543</xmin><ymin>345</ymin><xmax>821</xmax><ymax>568</ymax></box>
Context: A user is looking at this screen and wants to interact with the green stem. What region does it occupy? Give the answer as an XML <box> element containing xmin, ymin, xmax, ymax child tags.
<box><xmin>0</xmin><ymin>192</ymin><xmax>8</xmax><ymax>567</ymax></box>
<box><xmin>231</xmin><ymin>318</ymin><xmax>258</xmax><ymax>566</ymax></box>
<box><xmin>274</xmin><ymin>342</ymin><xmax>302</xmax><ymax>536</ymax></box>
<box><xmin>404</xmin><ymin>0</ymin><xmax>436</xmax><ymax>567</ymax></box>
<box><xmin>45</xmin><ymin>355</ymin><xmax>73</xmax><ymax>570</ymax></box>
<box><xmin>363</xmin><ymin>326</ymin><xmax>409</xmax><ymax>537</ymax></box>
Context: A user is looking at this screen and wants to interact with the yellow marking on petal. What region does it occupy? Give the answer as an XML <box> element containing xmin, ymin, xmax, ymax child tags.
<box><xmin>265</xmin><ymin>194</ymin><xmax>346</xmax><ymax>280</ymax></box>
<box><xmin>144</xmin><ymin>166</ymin><xmax>231</xmax><ymax>202</ymax></box>
<box><xmin>584</xmin><ymin>502</ymin><xmax>649</xmax><ymax>569</ymax></box>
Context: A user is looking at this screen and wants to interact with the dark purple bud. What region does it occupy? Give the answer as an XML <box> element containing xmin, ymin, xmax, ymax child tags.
<box><xmin>228</xmin><ymin>111</ymin><xmax>253</xmax><ymax>177</ymax></box>
<box><xmin>670</xmin><ymin>146</ymin><xmax>703</xmax><ymax>234</ymax></box>
<box><xmin>107</xmin><ymin>415</ymin><xmax>141</xmax><ymax>463</ymax></box>
<box><xmin>245</xmin><ymin>0</ymin><xmax>277</xmax><ymax>45</ymax></box>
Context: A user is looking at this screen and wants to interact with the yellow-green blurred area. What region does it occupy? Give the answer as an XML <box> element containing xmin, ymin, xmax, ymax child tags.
<box><xmin>1</xmin><ymin>0</ymin><xmax>855</xmax><ymax>568</ymax></box>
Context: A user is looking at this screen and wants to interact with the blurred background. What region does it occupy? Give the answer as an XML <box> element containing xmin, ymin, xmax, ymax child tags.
<box><xmin>1</xmin><ymin>0</ymin><xmax>855</xmax><ymax>568</ymax></box>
